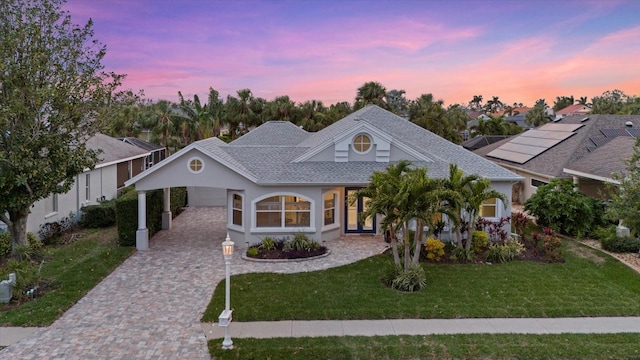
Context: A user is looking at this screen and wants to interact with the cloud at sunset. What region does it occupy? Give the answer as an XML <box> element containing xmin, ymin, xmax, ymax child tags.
<box><xmin>65</xmin><ymin>0</ymin><xmax>640</xmax><ymax>107</ymax></box>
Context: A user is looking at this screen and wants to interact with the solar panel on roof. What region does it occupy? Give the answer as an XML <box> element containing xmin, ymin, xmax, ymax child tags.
<box><xmin>538</xmin><ymin>123</ymin><xmax>584</xmax><ymax>132</ymax></box>
<box><xmin>601</xmin><ymin>129</ymin><xmax>630</xmax><ymax>137</ymax></box>
<box><xmin>590</xmin><ymin>136</ymin><xmax>610</xmax><ymax>147</ymax></box>
<box><xmin>486</xmin><ymin>149</ymin><xmax>532</xmax><ymax>164</ymax></box>
<box><xmin>487</xmin><ymin>125</ymin><xmax>579</xmax><ymax>164</ymax></box>
<box><xmin>626</xmin><ymin>128</ymin><xmax>640</xmax><ymax>137</ymax></box>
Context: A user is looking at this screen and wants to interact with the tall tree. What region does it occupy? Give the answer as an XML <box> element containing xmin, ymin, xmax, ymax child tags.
<box><xmin>386</xmin><ymin>89</ymin><xmax>409</xmax><ymax>117</ymax></box>
<box><xmin>553</xmin><ymin>96</ymin><xmax>575</xmax><ymax>112</ymax></box>
<box><xmin>471</xmin><ymin>115</ymin><xmax>522</xmax><ymax>136</ymax></box>
<box><xmin>0</xmin><ymin>0</ymin><xmax>122</xmax><ymax>256</ymax></box>
<box><xmin>576</xmin><ymin>96</ymin><xmax>590</xmax><ymax>106</ymax></box>
<box><xmin>225</xmin><ymin>89</ymin><xmax>256</xmax><ymax>140</ymax></box>
<box><xmin>525</xmin><ymin>99</ymin><xmax>549</xmax><ymax>127</ymax></box>
<box><xmin>591</xmin><ymin>89</ymin><xmax>630</xmax><ymax>114</ymax></box>
<box><xmin>484</xmin><ymin>96</ymin><xmax>504</xmax><ymax>113</ymax></box>
<box><xmin>408</xmin><ymin>94</ymin><xmax>463</xmax><ymax>143</ymax></box>
<box><xmin>354</xmin><ymin>81</ymin><xmax>389</xmax><ymax>110</ymax></box>
<box><xmin>141</xmin><ymin>100</ymin><xmax>182</xmax><ymax>157</ymax></box>
<box><xmin>98</xmin><ymin>89</ymin><xmax>146</xmax><ymax>138</ymax></box>
<box><xmin>468</xmin><ymin>95</ymin><xmax>484</xmax><ymax>111</ymax></box>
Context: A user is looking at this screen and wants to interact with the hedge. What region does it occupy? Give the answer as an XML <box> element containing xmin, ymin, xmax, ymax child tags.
<box><xmin>116</xmin><ymin>187</ymin><xmax>187</xmax><ymax>246</ymax></box>
<box><xmin>81</xmin><ymin>199</ymin><xmax>117</xmax><ymax>228</ymax></box>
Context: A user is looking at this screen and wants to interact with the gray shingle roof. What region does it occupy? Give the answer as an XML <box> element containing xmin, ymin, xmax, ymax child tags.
<box><xmin>86</xmin><ymin>133</ymin><xmax>149</xmax><ymax>166</ymax></box>
<box><xmin>195</xmin><ymin>105</ymin><xmax>521</xmax><ymax>184</ymax></box>
<box><xmin>116</xmin><ymin>137</ymin><xmax>164</xmax><ymax>152</ymax></box>
<box><xmin>564</xmin><ymin>136</ymin><xmax>635</xmax><ymax>180</ymax></box>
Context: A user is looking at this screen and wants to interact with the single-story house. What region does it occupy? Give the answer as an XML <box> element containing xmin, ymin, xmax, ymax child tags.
<box><xmin>125</xmin><ymin>105</ymin><xmax>522</xmax><ymax>250</ymax></box>
<box><xmin>554</xmin><ymin>104</ymin><xmax>591</xmax><ymax>120</ymax></box>
<box><xmin>117</xmin><ymin>137</ymin><xmax>166</xmax><ymax>169</ymax></box>
<box><xmin>23</xmin><ymin>133</ymin><xmax>150</xmax><ymax>235</ymax></box>
<box><xmin>473</xmin><ymin>114</ymin><xmax>640</xmax><ymax>202</ymax></box>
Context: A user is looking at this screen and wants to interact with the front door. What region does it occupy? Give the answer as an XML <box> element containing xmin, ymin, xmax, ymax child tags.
<box><xmin>345</xmin><ymin>188</ymin><xmax>375</xmax><ymax>233</ymax></box>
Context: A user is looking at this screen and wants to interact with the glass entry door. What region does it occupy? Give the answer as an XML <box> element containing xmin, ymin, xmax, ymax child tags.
<box><xmin>345</xmin><ymin>188</ymin><xmax>375</xmax><ymax>233</ymax></box>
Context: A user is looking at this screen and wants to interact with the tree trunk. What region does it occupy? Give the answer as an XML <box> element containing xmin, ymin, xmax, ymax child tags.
<box><xmin>403</xmin><ymin>222</ymin><xmax>410</xmax><ymax>271</ymax></box>
<box><xmin>412</xmin><ymin>220</ymin><xmax>424</xmax><ymax>264</ymax></box>
<box><xmin>8</xmin><ymin>212</ymin><xmax>29</xmax><ymax>259</ymax></box>
<box><xmin>389</xmin><ymin>224</ymin><xmax>401</xmax><ymax>266</ymax></box>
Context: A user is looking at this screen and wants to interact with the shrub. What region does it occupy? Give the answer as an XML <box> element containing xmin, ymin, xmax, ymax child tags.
<box><xmin>601</xmin><ymin>236</ymin><xmax>640</xmax><ymax>253</ymax></box>
<box><xmin>0</xmin><ymin>232</ymin><xmax>10</xmax><ymax>258</ymax></box>
<box><xmin>525</xmin><ymin>179</ymin><xmax>604</xmax><ymax>237</ymax></box>
<box><xmin>486</xmin><ymin>240</ymin><xmax>525</xmax><ymax>263</ymax></box>
<box><xmin>381</xmin><ymin>262</ymin><xmax>402</xmax><ymax>286</ymax></box>
<box><xmin>81</xmin><ymin>200</ymin><xmax>116</xmax><ymax>228</ymax></box>
<box><xmin>475</xmin><ymin>217</ymin><xmax>510</xmax><ymax>243</ymax></box>
<box><xmin>259</xmin><ymin>237</ymin><xmax>276</xmax><ymax>251</ymax></box>
<box><xmin>471</xmin><ymin>231</ymin><xmax>489</xmax><ymax>253</ymax></box>
<box><xmin>38</xmin><ymin>216</ymin><xmax>76</xmax><ymax>245</ymax></box>
<box><xmin>452</xmin><ymin>247</ymin><xmax>475</xmax><ymax>263</ymax></box>
<box><xmin>289</xmin><ymin>233</ymin><xmax>310</xmax><ymax>251</ymax></box>
<box><xmin>3</xmin><ymin>258</ymin><xmax>42</xmax><ymax>302</ymax></box>
<box><xmin>246</xmin><ymin>247</ymin><xmax>259</xmax><ymax>257</ymax></box>
<box><xmin>543</xmin><ymin>228</ymin><xmax>563</xmax><ymax>262</ymax></box>
<box><xmin>305</xmin><ymin>240</ymin><xmax>321</xmax><ymax>251</ymax></box>
<box><xmin>512</xmin><ymin>212</ymin><xmax>530</xmax><ymax>239</ymax></box>
<box><xmin>390</xmin><ymin>264</ymin><xmax>427</xmax><ymax>292</ymax></box>
<box><xmin>424</xmin><ymin>237</ymin><xmax>445</xmax><ymax>262</ymax></box>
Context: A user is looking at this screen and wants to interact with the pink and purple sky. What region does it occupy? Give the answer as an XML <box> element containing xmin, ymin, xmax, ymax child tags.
<box><xmin>65</xmin><ymin>0</ymin><xmax>640</xmax><ymax>107</ymax></box>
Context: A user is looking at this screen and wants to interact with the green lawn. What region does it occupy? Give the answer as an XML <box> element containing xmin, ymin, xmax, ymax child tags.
<box><xmin>0</xmin><ymin>227</ymin><xmax>134</xmax><ymax>326</ymax></box>
<box><xmin>208</xmin><ymin>333</ymin><xmax>640</xmax><ymax>360</ymax></box>
<box><xmin>203</xmin><ymin>240</ymin><xmax>640</xmax><ymax>322</ymax></box>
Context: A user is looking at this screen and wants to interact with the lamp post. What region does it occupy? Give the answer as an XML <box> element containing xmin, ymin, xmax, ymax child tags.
<box><xmin>219</xmin><ymin>233</ymin><xmax>234</xmax><ymax>350</ymax></box>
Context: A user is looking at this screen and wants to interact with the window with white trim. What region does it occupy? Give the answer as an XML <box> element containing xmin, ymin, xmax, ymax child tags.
<box><xmin>188</xmin><ymin>157</ymin><xmax>204</xmax><ymax>174</ymax></box>
<box><xmin>352</xmin><ymin>133</ymin><xmax>371</xmax><ymax>153</ymax></box>
<box><xmin>531</xmin><ymin>178</ymin><xmax>547</xmax><ymax>188</ymax></box>
<box><xmin>232</xmin><ymin>194</ymin><xmax>243</xmax><ymax>226</ymax></box>
<box><xmin>45</xmin><ymin>194</ymin><xmax>58</xmax><ymax>214</ymax></box>
<box><xmin>85</xmin><ymin>174</ymin><xmax>91</xmax><ymax>201</ymax></box>
<box><xmin>479</xmin><ymin>198</ymin><xmax>498</xmax><ymax>218</ymax></box>
<box><xmin>256</xmin><ymin>195</ymin><xmax>311</xmax><ymax>228</ymax></box>
<box><xmin>323</xmin><ymin>192</ymin><xmax>337</xmax><ymax>226</ymax></box>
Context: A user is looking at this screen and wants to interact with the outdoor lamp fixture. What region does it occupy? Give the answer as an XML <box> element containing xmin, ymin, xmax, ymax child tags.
<box><xmin>219</xmin><ymin>233</ymin><xmax>234</xmax><ymax>350</ymax></box>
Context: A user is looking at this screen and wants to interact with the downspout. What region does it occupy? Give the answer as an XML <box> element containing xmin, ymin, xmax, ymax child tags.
<box><xmin>76</xmin><ymin>174</ymin><xmax>81</xmax><ymax>222</ymax></box>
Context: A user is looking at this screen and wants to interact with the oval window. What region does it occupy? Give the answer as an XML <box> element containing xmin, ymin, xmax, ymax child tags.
<box><xmin>353</xmin><ymin>134</ymin><xmax>371</xmax><ymax>153</ymax></box>
<box><xmin>188</xmin><ymin>157</ymin><xmax>204</xmax><ymax>174</ymax></box>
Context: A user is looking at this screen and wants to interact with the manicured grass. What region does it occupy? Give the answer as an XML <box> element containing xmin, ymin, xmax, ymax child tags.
<box><xmin>208</xmin><ymin>333</ymin><xmax>640</xmax><ymax>359</ymax></box>
<box><xmin>203</xmin><ymin>240</ymin><xmax>640</xmax><ymax>322</ymax></box>
<box><xmin>0</xmin><ymin>227</ymin><xmax>134</xmax><ymax>326</ymax></box>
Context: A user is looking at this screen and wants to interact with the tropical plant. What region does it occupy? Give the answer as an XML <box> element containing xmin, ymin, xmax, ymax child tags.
<box><xmin>259</xmin><ymin>236</ymin><xmax>276</xmax><ymax>251</ymax></box>
<box><xmin>484</xmin><ymin>96</ymin><xmax>504</xmax><ymax>113</ymax></box>
<box><xmin>552</xmin><ymin>96</ymin><xmax>575</xmax><ymax>112</ymax></box>
<box><xmin>525</xmin><ymin>179</ymin><xmax>602</xmax><ymax>237</ymax></box>
<box><xmin>471</xmin><ymin>230</ymin><xmax>488</xmax><ymax>253</ymax></box>
<box><xmin>140</xmin><ymin>100</ymin><xmax>182</xmax><ymax>157</ymax></box>
<box><xmin>525</xmin><ymin>99</ymin><xmax>550</xmax><ymax>127</ymax></box>
<box><xmin>390</xmin><ymin>263</ymin><xmax>427</xmax><ymax>292</ymax></box>
<box><xmin>424</xmin><ymin>237</ymin><xmax>445</xmax><ymax>261</ymax></box>
<box><xmin>354</xmin><ymin>81</ymin><xmax>389</xmax><ymax>110</ymax></box>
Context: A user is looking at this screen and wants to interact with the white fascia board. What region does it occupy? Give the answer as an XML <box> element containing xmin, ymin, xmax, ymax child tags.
<box><xmin>95</xmin><ymin>152</ymin><xmax>151</xmax><ymax>170</ymax></box>
<box><xmin>124</xmin><ymin>143</ymin><xmax>198</xmax><ymax>187</ymax></box>
<box><xmin>563</xmin><ymin>168</ymin><xmax>620</xmax><ymax>185</ymax></box>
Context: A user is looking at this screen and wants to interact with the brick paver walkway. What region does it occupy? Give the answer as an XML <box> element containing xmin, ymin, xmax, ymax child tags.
<box><xmin>0</xmin><ymin>207</ymin><xmax>386</xmax><ymax>359</ymax></box>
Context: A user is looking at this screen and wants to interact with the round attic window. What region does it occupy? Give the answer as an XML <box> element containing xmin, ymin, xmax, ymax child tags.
<box><xmin>352</xmin><ymin>133</ymin><xmax>372</xmax><ymax>153</ymax></box>
<box><xmin>188</xmin><ymin>157</ymin><xmax>204</xmax><ymax>174</ymax></box>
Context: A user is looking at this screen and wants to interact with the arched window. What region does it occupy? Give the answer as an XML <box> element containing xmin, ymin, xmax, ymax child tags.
<box><xmin>253</xmin><ymin>193</ymin><xmax>314</xmax><ymax>230</ymax></box>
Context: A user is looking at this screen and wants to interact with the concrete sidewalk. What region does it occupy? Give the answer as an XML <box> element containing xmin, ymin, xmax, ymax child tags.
<box><xmin>200</xmin><ymin>317</ymin><xmax>640</xmax><ymax>340</ymax></box>
<box><xmin>4</xmin><ymin>317</ymin><xmax>640</xmax><ymax>347</ymax></box>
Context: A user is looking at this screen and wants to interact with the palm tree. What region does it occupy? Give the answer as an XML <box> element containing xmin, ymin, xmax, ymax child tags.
<box><xmin>356</xmin><ymin>160</ymin><xmax>413</xmax><ymax>267</ymax></box>
<box><xmin>484</xmin><ymin>96</ymin><xmax>504</xmax><ymax>113</ymax></box>
<box><xmin>462</xmin><ymin>179</ymin><xmax>506</xmax><ymax>250</ymax></box>
<box><xmin>576</xmin><ymin>96</ymin><xmax>589</xmax><ymax>106</ymax></box>
<box><xmin>354</xmin><ymin>81</ymin><xmax>389</xmax><ymax>110</ymax></box>
<box><xmin>225</xmin><ymin>89</ymin><xmax>256</xmax><ymax>140</ymax></box>
<box><xmin>178</xmin><ymin>91</ymin><xmax>210</xmax><ymax>145</ymax></box>
<box><xmin>297</xmin><ymin>99</ymin><xmax>327</xmax><ymax>131</ymax></box>
<box><xmin>141</xmin><ymin>100</ymin><xmax>182</xmax><ymax>157</ymax></box>
<box><xmin>443</xmin><ymin>164</ymin><xmax>477</xmax><ymax>249</ymax></box>
<box><xmin>386</xmin><ymin>89</ymin><xmax>409</xmax><ymax>117</ymax></box>
<box><xmin>468</xmin><ymin>95</ymin><xmax>483</xmax><ymax>111</ymax></box>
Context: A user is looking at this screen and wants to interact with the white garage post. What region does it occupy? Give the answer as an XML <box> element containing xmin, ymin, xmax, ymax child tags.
<box><xmin>162</xmin><ymin>187</ymin><xmax>172</xmax><ymax>230</ymax></box>
<box><xmin>136</xmin><ymin>191</ymin><xmax>149</xmax><ymax>250</ymax></box>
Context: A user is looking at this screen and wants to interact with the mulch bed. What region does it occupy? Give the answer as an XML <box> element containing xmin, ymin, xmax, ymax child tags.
<box><xmin>247</xmin><ymin>247</ymin><xmax>328</xmax><ymax>260</ymax></box>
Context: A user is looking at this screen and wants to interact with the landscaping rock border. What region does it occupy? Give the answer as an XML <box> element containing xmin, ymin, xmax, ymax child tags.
<box><xmin>241</xmin><ymin>249</ymin><xmax>332</xmax><ymax>263</ymax></box>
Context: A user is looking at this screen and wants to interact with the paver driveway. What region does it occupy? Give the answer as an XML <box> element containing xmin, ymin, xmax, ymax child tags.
<box><xmin>0</xmin><ymin>207</ymin><xmax>386</xmax><ymax>359</ymax></box>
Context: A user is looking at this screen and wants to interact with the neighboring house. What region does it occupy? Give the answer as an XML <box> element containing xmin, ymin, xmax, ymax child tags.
<box><xmin>126</xmin><ymin>105</ymin><xmax>521</xmax><ymax>250</ymax></box>
<box><xmin>462</xmin><ymin>135</ymin><xmax>511</xmax><ymax>151</ymax></box>
<box><xmin>554</xmin><ymin>104</ymin><xmax>591</xmax><ymax>120</ymax></box>
<box><xmin>473</xmin><ymin>115</ymin><xmax>640</xmax><ymax>202</ymax></box>
<box><xmin>25</xmin><ymin>134</ymin><xmax>150</xmax><ymax>236</ymax></box>
<box><xmin>117</xmin><ymin>137</ymin><xmax>166</xmax><ymax>169</ymax></box>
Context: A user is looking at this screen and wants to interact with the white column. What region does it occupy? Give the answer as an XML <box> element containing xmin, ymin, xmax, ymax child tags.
<box><xmin>162</xmin><ymin>187</ymin><xmax>172</xmax><ymax>230</ymax></box>
<box><xmin>136</xmin><ymin>191</ymin><xmax>149</xmax><ymax>250</ymax></box>
<box><xmin>572</xmin><ymin>176</ymin><xmax>579</xmax><ymax>192</ymax></box>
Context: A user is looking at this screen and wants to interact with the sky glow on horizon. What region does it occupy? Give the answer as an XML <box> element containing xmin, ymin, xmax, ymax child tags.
<box><xmin>65</xmin><ymin>0</ymin><xmax>640</xmax><ymax>107</ymax></box>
